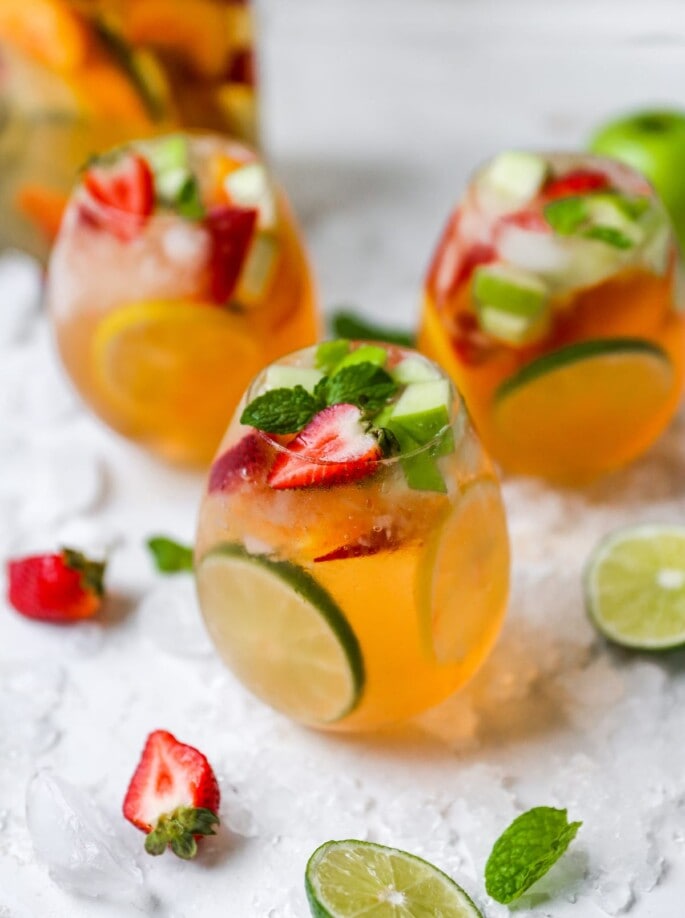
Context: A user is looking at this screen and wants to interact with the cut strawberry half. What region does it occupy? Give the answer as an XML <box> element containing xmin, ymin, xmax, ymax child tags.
<box><xmin>208</xmin><ymin>431</ymin><xmax>271</xmax><ymax>493</ymax></box>
<box><xmin>6</xmin><ymin>548</ymin><xmax>106</xmax><ymax>623</ymax></box>
<box><xmin>314</xmin><ymin>528</ymin><xmax>398</xmax><ymax>562</ymax></box>
<box><xmin>544</xmin><ymin>169</ymin><xmax>610</xmax><ymax>201</ymax></box>
<box><xmin>205</xmin><ymin>205</ymin><xmax>258</xmax><ymax>304</ymax></box>
<box><xmin>123</xmin><ymin>730</ymin><xmax>220</xmax><ymax>860</ymax></box>
<box><xmin>82</xmin><ymin>153</ymin><xmax>154</xmax><ymax>241</ymax></box>
<box><xmin>267</xmin><ymin>404</ymin><xmax>382</xmax><ymax>490</ymax></box>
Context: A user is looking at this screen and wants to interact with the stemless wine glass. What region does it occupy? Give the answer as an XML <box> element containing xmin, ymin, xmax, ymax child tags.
<box><xmin>0</xmin><ymin>0</ymin><xmax>258</xmax><ymax>258</ymax></box>
<box><xmin>46</xmin><ymin>132</ymin><xmax>318</xmax><ymax>465</ymax></box>
<box><xmin>195</xmin><ymin>340</ymin><xmax>510</xmax><ymax>731</ymax></box>
<box><xmin>419</xmin><ymin>151</ymin><xmax>685</xmax><ymax>483</ymax></box>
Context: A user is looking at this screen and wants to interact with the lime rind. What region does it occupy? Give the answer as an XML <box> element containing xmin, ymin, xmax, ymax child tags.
<box><xmin>305</xmin><ymin>839</ymin><xmax>483</xmax><ymax>918</ymax></box>
<box><xmin>198</xmin><ymin>544</ymin><xmax>364</xmax><ymax>722</ymax></box>
<box><xmin>495</xmin><ymin>337</ymin><xmax>670</xmax><ymax>404</ymax></box>
<box><xmin>585</xmin><ymin>524</ymin><xmax>685</xmax><ymax>650</ymax></box>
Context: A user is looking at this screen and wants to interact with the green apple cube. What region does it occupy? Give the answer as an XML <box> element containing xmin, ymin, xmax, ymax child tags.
<box><xmin>474</xmin><ymin>264</ymin><xmax>550</xmax><ymax>346</ymax></box>
<box><xmin>544</xmin><ymin>197</ymin><xmax>589</xmax><ymax>235</ymax></box>
<box><xmin>263</xmin><ymin>365</ymin><xmax>323</xmax><ymax>394</ymax></box>
<box><xmin>225</xmin><ymin>163</ymin><xmax>277</xmax><ymax>230</ymax></box>
<box><xmin>334</xmin><ymin>344</ymin><xmax>388</xmax><ymax>371</ymax></box>
<box><xmin>482</xmin><ymin>151</ymin><xmax>548</xmax><ymax>207</ymax></box>
<box><xmin>146</xmin><ymin>135</ymin><xmax>192</xmax><ymax>200</ymax></box>
<box><xmin>388</xmin><ymin>380</ymin><xmax>451</xmax><ymax>443</ymax></box>
<box><xmin>391</xmin><ymin>356</ymin><xmax>441</xmax><ymax>385</ymax></box>
<box><xmin>236</xmin><ymin>233</ymin><xmax>280</xmax><ymax>303</ymax></box>
<box><xmin>585</xmin><ymin>195</ymin><xmax>644</xmax><ymax>245</ymax></box>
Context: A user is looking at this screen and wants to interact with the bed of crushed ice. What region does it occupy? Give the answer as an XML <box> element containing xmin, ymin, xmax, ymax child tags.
<box><xmin>3</xmin><ymin>245</ymin><xmax>685</xmax><ymax>918</ymax></box>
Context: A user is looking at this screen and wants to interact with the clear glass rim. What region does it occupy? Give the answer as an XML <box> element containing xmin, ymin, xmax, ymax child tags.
<box><xmin>245</xmin><ymin>342</ymin><xmax>464</xmax><ymax>466</ymax></box>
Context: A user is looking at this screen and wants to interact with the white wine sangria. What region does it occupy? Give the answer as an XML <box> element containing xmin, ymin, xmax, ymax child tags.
<box><xmin>196</xmin><ymin>340</ymin><xmax>510</xmax><ymax>731</ymax></box>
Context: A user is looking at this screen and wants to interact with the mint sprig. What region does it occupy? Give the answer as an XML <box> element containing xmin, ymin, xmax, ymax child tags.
<box><xmin>240</xmin><ymin>361</ymin><xmax>399</xmax><ymax>433</ymax></box>
<box><xmin>147</xmin><ymin>536</ymin><xmax>194</xmax><ymax>574</ymax></box>
<box><xmin>330</xmin><ymin>310</ymin><xmax>414</xmax><ymax>347</ymax></box>
<box><xmin>485</xmin><ymin>807</ymin><xmax>582</xmax><ymax>904</ymax></box>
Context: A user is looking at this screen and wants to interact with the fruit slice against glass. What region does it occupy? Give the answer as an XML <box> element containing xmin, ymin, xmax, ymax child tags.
<box><xmin>418</xmin><ymin>151</ymin><xmax>685</xmax><ymax>483</ymax></box>
<box><xmin>46</xmin><ymin>133</ymin><xmax>318</xmax><ymax>466</ymax></box>
<box><xmin>195</xmin><ymin>340</ymin><xmax>510</xmax><ymax>731</ymax></box>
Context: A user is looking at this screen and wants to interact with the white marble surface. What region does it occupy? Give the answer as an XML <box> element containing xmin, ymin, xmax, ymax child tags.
<box><xmin>4</xmin><ymin>2</ymin><xmax>685</xmax><ymax>915</ymax></box>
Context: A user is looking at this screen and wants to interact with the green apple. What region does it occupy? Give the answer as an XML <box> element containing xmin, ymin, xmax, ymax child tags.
<box><xmin>590</xmin><ymin>109</ymin><xmax>685</xmax><ymax>251</ymax></box>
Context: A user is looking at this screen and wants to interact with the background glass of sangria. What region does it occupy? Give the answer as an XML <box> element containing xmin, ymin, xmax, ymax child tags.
<box><xmin>47</xmin><ymin>132</ymin><xmax>318</xmax><ymax>466</ymax></box>
<box><xmin>195</xmin><ymin>340</ymin><xmax>510</xmax><ymax>732</ymax></box>
<box><xmin>419</xmin><ymin>151</ymin><xmax>685</xmax><ymax>483</ymax></box>
<box><xmin>0</xmin><ymin>0</ymin><xmax>257</xmax><ymax>258</ymax></box>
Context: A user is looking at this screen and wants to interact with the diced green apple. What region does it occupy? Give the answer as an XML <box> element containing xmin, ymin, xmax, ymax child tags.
<box><xmin>334</xmin><ymin>344</ymin><xmax>388</xmax><ymax>371</ymax></box>
<box><xmin>390</xmin><ymin>356</ymin><xmax>441</xmax><ymax>385</ymax></box>
<box><xmin>225</xmin><ymin>163</ymin><xmax>277</xmax><ymax>230</ymax></box>
<box><xmin>481</xmin><ymin>151</ymin><xmax>548</xmax><ymax>208</ymax></box>
<box><xmin>473</xmin><ymin>264</ymin><xmax>550</xmax><ymax>346</ymax></box>
<box><xmin>388</xmin><ymin>380</ymin><xmax>451</xmax><ymax>444</ymax></box>
<box><xmin>263</xmin><ymin>366</ymin><xmax>323</xmax><ymax>394</ymax></box>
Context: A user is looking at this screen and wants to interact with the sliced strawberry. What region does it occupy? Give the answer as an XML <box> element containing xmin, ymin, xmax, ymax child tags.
<box><xmin>123</xmin><ymin>730</ymin><xmax>220</xmax><ymax>860</ymax></box>
<box><xmin>314</xmin><ymin>528</ymin><xmax>397</xmax><ymax>562</ymax></box>
<box><xmin>6</xmin><ymin>548</ymin><xmax>106</xmax><ymax>623</ymax></box>
<box><xmin>543</xmin><ymin>169</ymin><xmax>610</xmax><ymax>201</ymax></box>
<box><xmin>208</xmin><ymin>431</ymin><xmax>271</xmax><ymax>493</ymax></box>
<box><xmin>82</xmin><ymin>153</ymin><xmax>154</xmax><ymax>241</ymax></box>
<box><xmin>267</xmin><ymin>404</ymin><xmax>381</xmax><ymax>490</ymax></box>
<box><xmin>205</xmin><ymin>205</ymin><xmax>258</xmax><ymax>304</ymax></box>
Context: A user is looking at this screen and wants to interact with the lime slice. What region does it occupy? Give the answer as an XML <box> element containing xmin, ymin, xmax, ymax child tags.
<box><xmin>418</xmin><ymin>480</ymin><xmax>510</xmax><ymax>665</ymax></box>
<box><xmin>585</xmin><ymin>524</ymin><xmax>685</xmax><ymax>649</ymax></box>
<box><xmin>305</xmin><ymin>840</ymin><xmax>483</xmax><ymax>918</ymax></box>
<box><xmin>196</xmin><ymin>544</ymin><xmax>364</xmax><ymax>724</ymax></box>
<box><xmin>493</xmin><ymin>338</ymin><xmax>673</xmax><ymax>478</ymax></box>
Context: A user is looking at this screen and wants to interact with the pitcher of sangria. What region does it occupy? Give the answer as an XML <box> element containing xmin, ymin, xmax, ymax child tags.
<box><xmin>419</xmin><ymin>152</ymin><xmax>685</xmax><ymax>482</ymax></box>
<box><xmin>0</xmin><ymin>0</ymin><xmax>257</xmax><ymax>258</ymax></box>
<box><xmin>46</xmin><ymin>133</ymin><xmax>318</xmax><ymax>465</ymax></box>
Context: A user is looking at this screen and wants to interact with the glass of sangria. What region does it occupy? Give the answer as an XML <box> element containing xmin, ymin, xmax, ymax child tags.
<box><xmin>419</xmin><ymin>151</ymin><xmax>685</xmax><ymax>483</ymax></box>
<box><xmin>195</xmin><ymin>340</ymin><xmax>510</xmax><ymax>731</ymax></box>
<box><xmin>0</xmin><ymin>0</ymin><xmax>257</xmax><ymax>258</ymax></box>
<box><xmin>46</xmin><ymin>132</ymin><xmax>318</xmax><ymax>466</ymax></box>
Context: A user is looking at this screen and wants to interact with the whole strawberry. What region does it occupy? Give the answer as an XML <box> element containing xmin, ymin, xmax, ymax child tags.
<box><xmin>123</xmin><ymin>730</ymin><xmax>220</xmax><ymax>860</ymax></box>
<box><xmin>6</xmin><ymin>548</ymin><xmax>106</xmax><ymax>623</ymax></box>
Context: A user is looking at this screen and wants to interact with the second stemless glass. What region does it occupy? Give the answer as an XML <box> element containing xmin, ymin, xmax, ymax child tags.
<box><xmin>46</xmin><ymin>133</ymin><xmax>318</xmax><ymax>466</ymax></box>
<box><xmin>419</xmin><ymin>151</ymin><xmax>685</xmax><ymax>483</ymax></box>
<box><xmin>195</xmin><ymin>342</ymin><xmax>510</xmax><ymax>732</ymax></box>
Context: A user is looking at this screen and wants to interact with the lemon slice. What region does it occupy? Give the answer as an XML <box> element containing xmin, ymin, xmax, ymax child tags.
<box><xmin>93</xmin><ymin>300</ymin><xmax>258</xmax><ymax>445</ymax></box>
<box><xmin>418</xmin><ymin>480</ymin><xmax>510</xmax><ymax>665</ymax></box>
<box><xmin>494</xmin><ymin>338</ymin><xmax>674</xmax><ymax>479</ymax></box>
<box><xmin>586</xmin><ymin>524</ymin><xmax>685</xmax><ymax>649</ymax></box>
<box><xmin>196</xmin><ymin>544</ymin><xmax>364</xmax><ymax>724</ymax></box>
<box><xmin>305</xmin><ymin>840</ymin><xmax>483</xmax><ymax>917</ymax></box>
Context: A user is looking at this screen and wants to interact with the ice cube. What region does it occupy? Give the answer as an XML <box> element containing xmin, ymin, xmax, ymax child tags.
<box><xmin>0</xmin><ymin>663</ymin><xmax>65</xmax><ymax>760</ymax></box>
<box><xmin>138</xmin><ymin>577</ymin><xmax>214</xmax><ymax>658</ymax></box>
<box><xmin>26</xmin><ymin>771</ymin><xmax>144</xmax><ymax>903</ymax></box>
<box><xmin>0</xmin><ymin>250</ymin><xmax>42</xmax><ymax>346</ymax></box>
<box><xmin>162</xmin><ymin>222</ymin><xmax>210</xmax><ymax>265</ymax></box>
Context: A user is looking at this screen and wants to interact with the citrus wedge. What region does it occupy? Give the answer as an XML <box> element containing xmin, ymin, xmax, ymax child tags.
<box><xmin>418</xmin><ymin>480</ymin><xmax>510</xmax><ymax>665</ymax></box>
<box><xmin>585</xmin><ymin>524</ymin><xmax>685</xmax><ymax>650</ymax></box>
<box><xmin>93</xmin><ymin>300</ymin><xmax>258</xmax><ymax>448</ymax></box>
<box><xmin>196</xmin><ymin>545</ymin><xmax>364</xmax><ymax>724</ymax></box>
<box><xmin>305</xmin><ymin>840</ymin><xmax>483</xmax><ymax>918</ymax></box>
<box><xmin>493</xmin><ymin>338</ymin><xmax>673</xmax><ymax>479</ymax></box>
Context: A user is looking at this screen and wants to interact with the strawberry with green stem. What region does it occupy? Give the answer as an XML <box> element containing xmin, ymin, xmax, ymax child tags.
<box><xmin>6</xmin><ymin>548</ymin><xmax>106</xmax><ymax>623</ymax></box>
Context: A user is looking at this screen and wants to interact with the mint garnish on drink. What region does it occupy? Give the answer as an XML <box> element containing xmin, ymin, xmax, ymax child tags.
<box><xmin>485</xmin><ymin>806</ymin><xmax>582</xmax><ymax>904</ymax></box>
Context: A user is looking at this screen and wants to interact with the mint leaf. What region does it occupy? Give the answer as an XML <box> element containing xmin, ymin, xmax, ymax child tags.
<box><xmin>316</xmin><ymin>339</ymin><xmax>350</xmax><ymax>374</ymax></box>
<box><xmin>323</xmin><ymin>362</ymin><xmax>398</xmax><ymax>413</ymax></box>
<box><xmin>583</xmin><ymin>225</ymin><xmax>634</xmax><ymax>249</ymax></box>
<box><xmin>147</xmin><ymin>536</ymin><xmax>194</xmax><ymax>574</ymax></box>
<box><xmin>485</xmin><ymin>807</ymin><xmax>582</xmax><ymax>904</ymax></box>
<box><xmin>240</xmin><ymin>385</ymin><xmax>318</xmax><ymax>433</ymax></box>
<box><xmin>330</xmin><ymin>310</ymin><xmax>414</xmax><ymax>347</ymax></box>
<box><xmin>176</xmin><ymin>176</ymin><xmax>205</xmax><ymax>220</ymax></box>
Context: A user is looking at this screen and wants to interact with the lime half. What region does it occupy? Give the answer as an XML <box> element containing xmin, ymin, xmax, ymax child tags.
<box><xmin>305</xmin><ymin>840</ymin><xmax>483</xmax><ymax>918</ymax></box>
<box><xmin>585</xmin><ymin>524</ymin><xmax>685</xmax><ymax>649</ymax></box>
<box><xmin>196</xmin><ymin>544</ymin><xmax>364</xmax><ymax>724</ymax></box>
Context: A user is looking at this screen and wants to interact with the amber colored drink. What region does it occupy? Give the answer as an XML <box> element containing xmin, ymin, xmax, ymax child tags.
<box><xmin>47</xmin><ymin>133</ymin><xmax>318</xmax><ymax>465</ymax></box>
<box><xmin>195</xmin><ymin>342</ymin><xmax>510</xmax><ymax>731</ymax></box>
<box><xmin>0</xmin><ymin>0</ymin><xmax>258</xmax><ymax>257</ymax></box>
<box><xmin>419</xmin><ymin>152</ymin><xmax>685</xmax><ymax>482</ymax></box>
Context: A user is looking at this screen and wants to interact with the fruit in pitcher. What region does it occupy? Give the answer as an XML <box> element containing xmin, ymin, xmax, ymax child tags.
<box><xmin>83</xmin><ymin>152</ymin><xmax>155</xmax><ymax>240</ymax></box>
